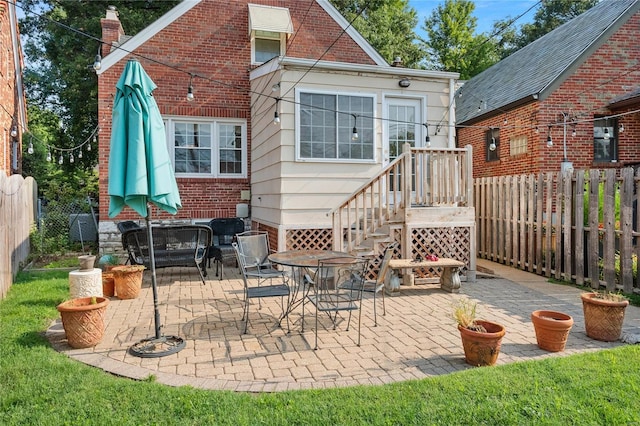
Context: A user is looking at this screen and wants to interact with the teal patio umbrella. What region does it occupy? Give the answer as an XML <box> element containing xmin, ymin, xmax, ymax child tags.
<box><xmin>108</xmin><ymin>59</ymin><xmax>184</xmax><ymax>357</ymax></box>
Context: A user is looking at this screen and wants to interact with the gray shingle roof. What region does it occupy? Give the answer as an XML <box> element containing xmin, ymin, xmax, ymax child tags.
<box><xmin>456</xmin><ymin>0</ymin><xmax>639</xmax><ymax>124</ymax></box>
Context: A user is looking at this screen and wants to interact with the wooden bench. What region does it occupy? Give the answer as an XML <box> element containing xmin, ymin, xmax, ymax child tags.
<box><xmin>388</xmin><ymin>258</ymin><xmax>465</xmax><ymax>293</ymax></box>
<box><xmin>121</xmin><ymin>225</ymin><xmax>212</xmax><ymax>284</ymax></box>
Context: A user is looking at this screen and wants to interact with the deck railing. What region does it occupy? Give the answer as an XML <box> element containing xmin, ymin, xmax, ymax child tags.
<box><xmin>330</xmin><ymin>144</ymin><xmax>473</xmax><ymax>252</ymax></box>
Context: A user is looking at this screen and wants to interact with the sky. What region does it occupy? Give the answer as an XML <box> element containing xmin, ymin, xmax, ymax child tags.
<box><xmin>409</xmin><ymin>0</ymin><xmax>541</xmax><ymax>36</ymax></box>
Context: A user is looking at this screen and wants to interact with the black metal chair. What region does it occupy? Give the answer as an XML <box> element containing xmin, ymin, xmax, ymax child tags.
<box><xmin>117</xmin><ymin>221</ymin><xmax>142</xmax><ymax>264</ymax></box>
<box><xmin>339</xmin><ymin>242</ymin><xmax>398</xmax><ymax>326</ymax></box>
<box><xmin>232</xmin><ymin>236</ymin><xmax>290</xmax><ymax>334</ymax></box>
<box><xmin>206</xmin><ymin>217</ymin><xmax>245</xmax><ymax>279</ymax></box>
<box><xmin>302</xmin><ymin>256</ymin><xmax>369</xmax><ymax>349</ymax></box>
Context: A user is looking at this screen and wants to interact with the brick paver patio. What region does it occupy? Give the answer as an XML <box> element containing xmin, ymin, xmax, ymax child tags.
<box><xmin>47</xmin><ymin>259</ymin><xmax>640</xmax><ymax>392</ymax></box>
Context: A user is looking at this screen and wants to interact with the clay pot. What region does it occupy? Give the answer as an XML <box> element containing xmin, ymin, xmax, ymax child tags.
<box><xmin>78</xmin><ymin>255</ymin><xmax>96</xmax><ymax>271</ymax></box>
<box><xmin>102</xmin><ymin>272</ymin><xmax>115</xmax><ymax>297</ymax></box>
<box><xmin>57</xmin><ymin>296</ymin><xmax>109</xmax><ymax>349</ymax></box>
<box><xmin>581</xmin><ymin>292</ymin><xmax>629</xmax><ymax>342</ymax></box>
<box><xmin>458</xmin><ymin>320</ymin><xmax>505</xmax><ymax>366</ymax></box>
<box><xmin>112</xmin><ymin>265</ymin><xmax>145</xmax><ymax>299</ymax></box>
<box><xmin>531</xmin><ymin>310</ymin><xmax>573</xmax><ymax>352</ymax></box>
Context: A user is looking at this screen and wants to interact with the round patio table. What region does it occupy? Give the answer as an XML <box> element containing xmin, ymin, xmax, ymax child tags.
<box><xmin>268</xmin><ymin>250</ymin><xmax>357</xmax><ymax>324</ymax></box>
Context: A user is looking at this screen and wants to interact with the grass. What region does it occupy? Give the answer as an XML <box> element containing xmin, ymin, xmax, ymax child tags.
<box><xmin>1</xmin><ymin>271</ymin><xmax>640</xmax><ymax>425</ymax></box>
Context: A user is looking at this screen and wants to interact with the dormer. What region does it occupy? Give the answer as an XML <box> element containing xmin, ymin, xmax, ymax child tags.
<box><xmin>248</xmin><ymin>3</ymin><xmax>293</xmax><ymax>65</ymax></box>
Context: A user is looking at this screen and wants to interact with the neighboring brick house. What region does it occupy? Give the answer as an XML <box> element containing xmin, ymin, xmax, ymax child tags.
<box><xmin>96</xmin><ymin>0</ymin><xmax>460</xmax><ymax>252</ymax></box>
<box><xmin>456</xmin><ymin>0</ymin><xmax>640</xmax><ymax>178</ymax></box>
<box><xmin>0</xmin><ymin>1</ymin><xmax>26</xmax><ymax>176</ymax></box>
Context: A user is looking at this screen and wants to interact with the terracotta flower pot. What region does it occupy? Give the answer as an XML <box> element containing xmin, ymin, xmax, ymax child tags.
<box><xmin>531</xmin><ymin>310</ymin><xmax>573</xmax><ymax>352</ymax></box>
<box><xmin>112</xmin><ymin>265</ymin><xmax>145</xmax><ymax>300</ymax></box>
<box><xmin>102</xmin><ymin>272</ymin><xmax>115</xmax><ymax>297</ymax></box>
<box><xmin>458</xmin><ymin>320</ymin><xmax>506</xmax><ymax>366</ymax></box>
<box><xmin>581</xmin><ymin>292</ymin><xmax>629</xmax><ymax>342</ymax></box>
<box><xmin>57</xmin><ymin>296</ymin><xmax>109</xmax><ymax>349</ymax></box>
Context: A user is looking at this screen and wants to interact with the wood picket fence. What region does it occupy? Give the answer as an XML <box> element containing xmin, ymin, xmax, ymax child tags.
<box><xmin>475</xmin><ymin>168</ymin><xmax>640</xmax><ymax>294</ymax></box>
<box><xmin>0</xmin><ymin>174</ymin><xmax>37</xmax><ymax>299</ymax></box>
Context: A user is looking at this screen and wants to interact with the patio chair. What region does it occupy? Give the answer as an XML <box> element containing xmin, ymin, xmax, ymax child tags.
<box><xmin>117</xmin><ymin>221</ymin><xmax>142</xmax><ymax>264</ymax></box>
<box><xmin>338</xmin><ymin>242</ymin><xmax>398</xmax><ymax>326</ymax></box>
<box><xmin>232</xmin><ymin>238</ymin><xmax>290</xmax><ymax>334</ymax></box>
<box><xmin>206</xmin><ymin>217</ymin><xmax>245</xmax><ymax>279</ymax></box>
<box><xmin>302</xmin><ymin>256</ymin><xmax>369</xmax><ymax>349</ymax></box>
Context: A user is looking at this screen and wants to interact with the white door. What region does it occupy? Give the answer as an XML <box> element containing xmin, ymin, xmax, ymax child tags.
<box><xmin>385</xmin><ymin>98</ymin><xmax>423</xmax><ymax>200</ymax></box>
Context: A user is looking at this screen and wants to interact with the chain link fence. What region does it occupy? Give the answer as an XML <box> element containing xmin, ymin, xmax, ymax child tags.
<box><xmin>31</xmin><ymin>197</ymin><xmax>99</xmax><ymax>257</ymax></box>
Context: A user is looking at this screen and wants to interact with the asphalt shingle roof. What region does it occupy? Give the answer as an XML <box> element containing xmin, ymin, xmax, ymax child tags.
<box><xmin>456</xmin><ymin>0</ymin><xmax>639</xmax><ymax>124</ymax></box>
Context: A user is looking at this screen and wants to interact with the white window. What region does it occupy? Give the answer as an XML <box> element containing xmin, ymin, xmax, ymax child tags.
<box><xmin>248</xmin><ymin>4</ymin><xmax>293</xmax><ymax>65</ymax></box>
<box><xmin>510</xmin><ymin>135</ymin><xmax>528</xmax><ymax>156</ymax></box>
<box><xmin>166</xmin><ymin>118</ymin><xmax>246</xmax><ymax>178</ymax></box>
<box><xmin>297</xmin><ymin>91</ymin><xmax>375</xmax><ymax>161</ymax></box>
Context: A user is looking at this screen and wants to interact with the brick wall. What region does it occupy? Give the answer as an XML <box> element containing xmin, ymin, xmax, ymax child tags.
<box><xmin>0</xmin><ymin>2</ymin><xmax>21</xmax><ymax>176</ymax></box>
<box><xmin>97</xmin><ymin>0</ymin><xmax>377</xmax><ymax>222</ymax></box>
<box><xmin>459</xmin><ymin>12</ymin><xmax>640</xmax><ymax>178</ymax></box>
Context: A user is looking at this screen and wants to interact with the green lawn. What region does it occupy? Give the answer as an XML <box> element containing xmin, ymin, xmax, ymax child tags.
<box><xmin>1</xmin><ymin>270</ymin><xmax>639</xmax><ymax>425</ymax></box>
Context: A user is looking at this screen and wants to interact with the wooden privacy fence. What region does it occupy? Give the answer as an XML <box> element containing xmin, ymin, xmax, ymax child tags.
<box><xmin>0</xmin><ymin>174</ymin><xmax>37</xmax><ymax>299</ymax></box>
<box><xmin>475</xmin><ymin>168</ymin><xmax>640</xmax><ymax>294</ymax></box>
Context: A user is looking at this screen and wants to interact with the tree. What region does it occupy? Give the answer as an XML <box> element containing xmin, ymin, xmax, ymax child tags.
<box><xmin>330</xmin><ymin>0</ymin><xmax>424</xmax><ymax>68</ymax></box>
<box><xmin>494</xmin><ymin>0</ymin><xmax>598</xmax><ymax>58</ymax></box>
<box><xmin>421</xmin><ymin>0</ymin><xmax>498</xmax><ymax>79</ymax></box>
<box><xmin>19</xmin><ymin>1</ymin><xmax>179</xmax><ymax>193</ymax></box>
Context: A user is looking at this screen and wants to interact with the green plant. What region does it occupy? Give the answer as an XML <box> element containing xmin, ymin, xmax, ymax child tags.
<box><xmin>453</xmin><ymin>298</ymin><xmax>486</xmax><ymax>332</ymax></box>
<box><xmin>592</xmin><ymin>290</ymin><xmax>628</xmax><ymax>302</ymax></box>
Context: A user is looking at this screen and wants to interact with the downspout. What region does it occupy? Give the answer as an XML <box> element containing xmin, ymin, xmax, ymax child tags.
<box><xmin>448</xmin><ymin>78</ymin><xmax>455</xmax><ymax>148</ymax></box>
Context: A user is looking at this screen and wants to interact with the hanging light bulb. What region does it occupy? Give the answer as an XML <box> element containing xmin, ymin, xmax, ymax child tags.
<box><xmin>603</xmin><ymin>127</ymin><xmax>610</xmax><ymax>140</ymax></box>
<box><xmin>546</xmin><ymin>126</ymin><xmax>553</xmax><ymax>147</ymax></box>
<box><xmin>78</xmin><ymin>150</ymin><xmax>83</xmax><ymax>159</ymax></box>
<box><xmin>489</xmin><ymin>137</ymin><xmax>496</xmax><ymax>151</ymax></box>
<box><xmin>535</xmin><ymin>126</ymin><xmax>539</xmax><ymax>134</ymax></box>
<box><xmin>27</xmin><ymin>141</ymin><xmax>34</xmax><ymax>155</ymax></box>
<box><xmin>58</xmin><ymin>155</ymin><xmax>64</xmax><ymax>165</ymax></box>
<box><xmin>10</xmin><ymin>126</ymin><xmax>18</xmax><ymax>138</ymax></box>
<box><xmin>69</xmin><ymin>152</ymin><xmax>74</xmax><ymax>163</ymax></box>
<box><xmin>87</xmin><ymin>140</ymin><xmax>92</xmax><ymax>151</ymax></box>
<box><xmin>572</xmin><ymin>127</ymin><xmax>577</xmax><ymax>137</ymax></box>
<box><xmin>619</xmin><ymin>122</ymin><xmax>625</xmax><ymax>133</ymax></box>
<box><xmin>46</xmin><ymin>151</ymin><xmax>52</xmax><ymax>162</ymax></box>
<box><xmin>186</xmin><ymin>74</ymin><xmax>194</xmax><ymax>102</ymax></box>
<box><xmin>351</xmin><ymin>114</ymin><xmax>359</xmax><ymax>141</ymax></box>
<box><xmin>93</xmin><ymin>43</ymin><xmax>102</xmax><ymax>71</ymax></box>
<box><xmin>423</xmin><ymin>123</ymin><xmax>431</xmax><ymax>148</ymax></box>
<box><xmin>273</xmin><ymin>98</ymin><xmax>281</xmax><ymax>125</ymax></box>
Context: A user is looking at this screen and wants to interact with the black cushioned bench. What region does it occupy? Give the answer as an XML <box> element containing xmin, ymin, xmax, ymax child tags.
<box><xmin>121</xmin><ymin>225</ymin><xmax>212</xmax><ymax>284</ymax></box>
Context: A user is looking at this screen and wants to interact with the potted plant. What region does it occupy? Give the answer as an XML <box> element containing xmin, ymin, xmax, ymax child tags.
<box><xmin>97</xmin><ymin>254</ymin><xmax>120</xmax><ymax>271</ymax></box>
<box><xmin>531</xmin><ymin>310</ymin><xmax>573</xmax><ymax>352</ymax></box>
<box><xmin>453</xmin><ymin>298</ymin><xmax>505</xmax><ymax>366</ymax></box>
<box><xmin>112</xmin><ymin>265</ymin><xmax>145</xmax><ymax>299</ymax></box>
<box><xmin>57</xmin><ymin>296</ymin><xmax>109</xmax><ymax>349</ymax></box>
<box><xmin>581</xmin><ymin>291</ymin><xmax>629</xmax><ymax>342</ymax></box>
<box><xmin>98</xmin><ymin>254</ymin><xmax>121</xmax><ymax>297</ymax></box>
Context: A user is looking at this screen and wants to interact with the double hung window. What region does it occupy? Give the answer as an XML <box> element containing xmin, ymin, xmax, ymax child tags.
<box><xmin>593</xmin><ymin>117</ymin><xmax>617</xmax><ymax>162</ymax></box>
<box><xmin>167</xmin><ymin>118</ymin><xmax>246</xmax><ymax>178</ymax></box>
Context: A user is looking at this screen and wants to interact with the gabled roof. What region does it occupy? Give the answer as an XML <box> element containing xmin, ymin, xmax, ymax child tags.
<box><xmin>98</xmin><ymin>0</ymin><xmax>388</xmax><ymax>74</ymax></box>
<box><xmin>456</xmin><ymin>0</ymin><xmax>640</xmax><ymax>124</ymax></box>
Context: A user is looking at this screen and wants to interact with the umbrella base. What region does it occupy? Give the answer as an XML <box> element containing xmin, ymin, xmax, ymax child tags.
<box><xmin>129</xmin><ymin>335</ymin><xmax>186</xmax><ymax>358</ymax></box>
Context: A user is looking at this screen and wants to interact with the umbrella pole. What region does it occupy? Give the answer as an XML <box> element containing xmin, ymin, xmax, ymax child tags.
<box><xmin>129</xmin><ymin>204</ymin><xmax>186</xmax><ymax>358</ymax></box>
<box><xmin>145</xmin><ymin>210</ymin><xmax>162</xmax><ymax>339</ymax></box>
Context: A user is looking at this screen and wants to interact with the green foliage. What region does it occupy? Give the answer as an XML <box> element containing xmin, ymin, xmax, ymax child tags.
<box><xmin>331</xmin><ymin>0</ymin><xmax>424</xmax><ymax>68</ymax></box>
<box><xmin>2</xmin><ymin>271</ymin><xmax>640</xmax><ymax>424</ymax></box>
<box><xmin>582</xmin><ymin>178</ymin><xmax>621</xmax><ymax>227</ymax></box>
<box><xmin>420</xmin><ymin>0</ymin><xmax>498</xmax><ymax>79</ymax></box>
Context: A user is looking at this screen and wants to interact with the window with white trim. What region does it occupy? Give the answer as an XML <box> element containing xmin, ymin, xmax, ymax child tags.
<box><xmin>248</xmin><ymin>4</ymin><xmax>292</xmax><ymax>65</ymax></box>
<box><xmin>298</xmin><ymin>91</ymin><xmax>374</xmax><ymax>161</ymax></box>
<box><xmin>510</xmin><ymin>135</ymin><xmax>527</xmax><ymax>156</ymax></box>
<box><xmin>593</xmin><ymin>116</ymin><xmax>618</xmax><ymax>162</ymax></box>
<box><xmin>166</xmin><ymin>118</ymin><xmax>246</xmax><ymax>178</ymax></box>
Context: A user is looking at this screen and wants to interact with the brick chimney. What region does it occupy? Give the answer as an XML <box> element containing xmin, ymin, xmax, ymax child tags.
<box><xmin>100</xmin><ymin>6</ymin><xmax>125</xmax><ymax>57</ymax></box>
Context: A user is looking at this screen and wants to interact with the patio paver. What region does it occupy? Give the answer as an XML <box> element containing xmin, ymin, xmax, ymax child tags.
<box><xmin>46</xmin><ymin>259</ymin><xmax>640</xmax><ymax>392</ymax></box>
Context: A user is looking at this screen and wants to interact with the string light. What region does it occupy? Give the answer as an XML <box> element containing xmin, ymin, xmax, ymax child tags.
<box><xmin>351</xmin><ymin>114</ymin><xmax>359</xmax><ymax>141</ymax></box>
<box><xmin>69</xmin><ymin>152</ymin><xmax>74</xmax><ymax>163</ymax></box>
<box><xmin>10</xmin><ymin>126</ymin><xmax>18</xmax><ymax>138</ymax></box>
<box><xmin>619</xmin><ymin>122</ymin><xmax>625</xmax><ymax>133</ymax></box>
<box><xmin>58</xmin><ymin>155</ymin><xmax>64</xmax><ymax>165</ymax></box>
<box><xmin>546</xmin><ymin>126</ymin><xmax>553</xmax><ymax>147</ymax></box>
<box><xmin>603</xmin><ymin>127</ymin><xmax>610</xmax><ymax>140</ymax></box>
<box><xmin>27</xmin><ymin>140</ymin><xmax>34</xmax><ymax>155</ymax></box>
<box><xmin>423</xmin><ymin>123</ymin><xmax>431</xmax><ymax>148</ymax></box>
<box><xmin>93</xmin><ymin>44</ymin><xmax>102</xmax><ymax>71</ymax></box>
<box><xmin>186</xmin><ymin>74</ymin><xmax>194</xmax><ymax>102</ymax></box>
<box><xmin>46</xmin><ymin>151</ymin><xmax>52</xmax><ymax>162</ymax></box>
<box><xmin>273</xmin><ymin>98</ymin><xmax>281</xmax><ymax>125</ymax></box>
<box><xmin>489</xmin><ymin>128</ymin><xmax>497</xmax><ymax>151</ymax></box>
